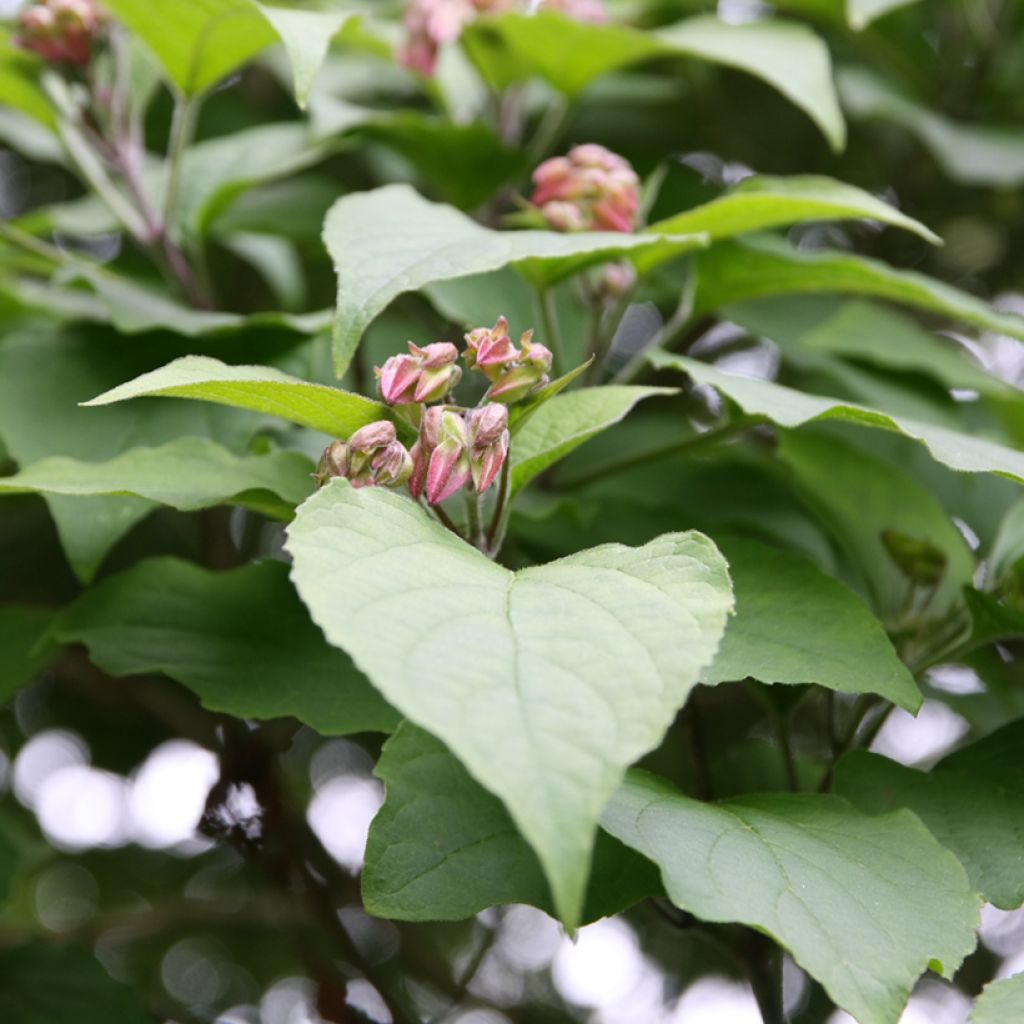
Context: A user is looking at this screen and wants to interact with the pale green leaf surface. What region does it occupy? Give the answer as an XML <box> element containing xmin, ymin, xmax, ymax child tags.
<box><xmin>510</xmin><ymin>386</ymin><xmax>674</xmax><ymax>497</ymax></box>
<box><xmin>602</xmin><ymin>772</ymin><xmax>980</xmax><ymax>1024</ymax></box>
<box><xmin>84</xmin><ymin>355</ymin><xmax>389</xmax><ymax>438</ymax></box>
<box><xmin>840</xmin><ymin>67</ymin><xmax>1024</xmax><ymax>187</ymax></box>
<box><xmin>362</xmin><ymin>723</ymin><xmax>659</xmax><ymax>923</ymax></box>
<box><xmin>54</xmin><ymin>558</ymin><xmax>398</xmax><ymax>734</ymax></box>
<box><xmin>971</xmin><ymin>973</ymin><xmax>1024</xmax><ymax>1023</ymax></box>
<box><xmin>0</xmin><ymin>29</ymin><xmax>56</xmax><ymax>128</ymax></box>
<box><xmin>836</xmin><ymin>738</ymin><xmax>1024</xmax><ymax>909</ymax></box>
<box><xmin>846</xmin><ymin>0</ymin><xmax>920</xmax><ymax>29</ymax></box>
<box><xmin>286</xmin><ymin>482</ymin><xmax>733</xmax><ymax>927</ymax></box>
<box><xmin>649</xmin><ymin>175</ymin><xmax>939</xmax><ymax>245</ymax></box>
<box><xmin>322</xmin><ymin>184</ymin><xmax>706</xmax><ymax>375</ymax></box>
<box><xmin>0</xmin><ymin>438</ymin><xmax>313</xmax><ymax>516</ymax></box>
<box><xmin>707</xmin><ymin>535</ymin><xmax>921</xmax><ymax>710</ymax></box>
<box><xmin>652</xmin><ymin>353</ymin><xmax>1024</xmax><ymax>484</ymax></box>
<box><xmin>463</xmin><ymin>13</ymin><xmax>844</xmax><ymax>148</ymax></box>
<box><xmin>692</xmin><ymin>236</ymin><xmax>1024</xmax><ymax>340</ymax></box>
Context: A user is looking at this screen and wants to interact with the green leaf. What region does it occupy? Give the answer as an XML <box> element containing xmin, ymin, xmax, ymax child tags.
<box><xmin>0</xmin><ymin>28</ymin><xmax>56</xmax><ymax>129</ymax></box>
<box><xmin>839</xmin><ymin>67</ymin><xmax>1024</xmax><ymax>187</ymax></box>
<box><xmin>463</xmin><ymin>12</ymin><xmax>845</xmax><ymax>149</ymax></box>
<box><xmin>846</xmin><ymin>0</ymin><xmax>921</xmax><ymax>29</ymax></box>
<box><xmin>0</xmin><ymin>606</ymin><xmax>57</xmax><ymax>706</ymax></box>
<box><xmin>54</xmin><ymin>558</ymin><xmax>399</xmax><ymax>735</ymax></box>
<box><xmin>602</xmin><ymin>771</ymin><xmax>980</xmax><ymax>1024</ymax></box>
<box><xmin>510</xmin><ymin>386</ymin><xmax>674</xmax><ymax>498</ymax></box>
<box><xmin>692</xmin><ymin>236</ymin><xmax>1024</xmax><ymax>341</ymax></box>
<box><xmin>836</xmin><ymin>730</ymin><xmax>1024</xmax><ymax>909</ymax></box>
<box><xmin>84</xmin><ymin>355</ymin><xmax>390</xmax><ymax>439</ymax></box>
<box><xmin>726</xmin><ymin>296</ymin><xmax>1015</xmax><ymax>399</ymax></box>
<box><xmin>322</xmin><ymin>184</ymin><xmax>706</xmax><ymax>375</ymax></box>
<box><xmin>285</xmin><ymin>482</ymin><xmax>733</xmax><ymax>927</ymax></box>
<box><xmin>652</xmin><ymin>353</ymin><xmax>1024</xmax><ymax>484</ymax></box>
<box><xmin>0</xmin><ymin>437</ymin><xmax>313</xmax><ymax>517</ymax></box>
<box><xmin>362</xmin><ymin>723</ymin><xmax>659</xmax><ymax>923</ymax></box>
<box><xmin>707</xmin><ymin>535</ymin><xmax>921</xmax><ymax>710</ymax></box>
<box><xmin>971</xmin><ymin>973</ymin><xmax>1024</xmax><ymax>1023</ymax></box>
<box><xmin>647</xmin><ymin>174</ymin><xmax>939</xmax><ymax>247</ymax></box>
<box><xmin>0</xmin><ymin>943</ymin><xmax>151</xmax><ymax>1024</ymax></box>
<box><xmin>962</xmin><ymin>589</ymin><xmax>1024</xmax><ymax>649</ymax></box>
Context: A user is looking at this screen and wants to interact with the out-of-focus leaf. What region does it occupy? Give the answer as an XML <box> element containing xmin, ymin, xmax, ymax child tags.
<box><xmin>846</xmin><ymin>0</ymin><xmax>921</xmax><ymax>30</ymax></box>
<box><xmin>286</xmin><ymin>482</ymin><xmax>733</xmax><ymax>927</ymax></box>
<box><xmin>707</xmin><ymin>535</ymin><xmax>921</xmax><ymax>710</ymax></box>
<box><xmin>55</xmin><ymin>558</ymin><xmax>399</xmax><ymax>734</ymax></box>
<box><xmin>463</xmin><ymin>12</ymin><xmax>845</xmax><ymax>149</ymax></box>
<box><xmin>0</xmin><ymin>605</ymin><xmax>56</xmax><ymax>706</ymax></box>
<box><xmin>362</xmin><ymin>723</ymin><xmax>659</xmax><ymax>922</ymax></box>
<box><xmin>972</xmin><ymin>974</ymin><xmax>1024</xmax><ymax>1024</ymax></box>
<box><xmin>839</xmin><ymin>67</ymin><xmax>1024</xmax><ymax>187</ymax></box>
<box><xmin>691</xmin><ymin>236</ymin><xmax>1024</xmax><ymax>340</ymax></box>
<box><xmin>0</xmin><ymin>28</ymin><xmax>55</xmax><ymax>128</ymax></box>
<box><xmin>603</xmin><ymin>771</ymin><xmax>980</xmax><ymax>1024</ymax></box>
<box><xmin>0</xmin><ymin>438</ymin><xmax>313</xmax><ymax>517</ymax></box>
<box><xmin>323</xmin><ymin>184</ymin><xmax>705</xmax><ymax>374</ymax></box>
<box><xmin>85</xmin><ymin>355</ymin><xmax>391</xmax><ymax>438</ymax></box>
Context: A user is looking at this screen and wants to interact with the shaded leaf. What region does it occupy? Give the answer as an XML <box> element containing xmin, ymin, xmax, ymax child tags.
<box><xmin>286</xmin><ymin>482</ymin><xmax>733</xmax><ymax>927</ymax></box>
<box><xmin>971</xmin><ymin>974</ymin><xmax>1024</xmax><ymax>1024</ymax></box>
<box><xmin>0</xmin><ymin>606</ymin><xmax>57</xmax><ymax>706</ymax></box>
<box><xmin>602</xmin><ymin>771</ymin><xmax>980</xmax><ymax>1024</ymax></box>
<box><xmin>54</xmin><ymin>558</ymin><xmax>399</xmax><ymax>734</ymax></box>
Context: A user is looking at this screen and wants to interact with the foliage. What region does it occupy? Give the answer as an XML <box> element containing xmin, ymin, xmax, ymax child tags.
<box><xmin>1</xmin><ymin>0</ymin><xmax>1023</xmax><ymax>1022</ymax></box>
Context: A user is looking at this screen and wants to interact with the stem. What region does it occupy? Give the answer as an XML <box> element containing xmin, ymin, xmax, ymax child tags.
<box><xmin>0</xmin><ymin>222</ymin><xmax>70</xmax><ymax>265</ymax></box>
<box><xmin>465</xmin><ymin>490</ymin><xmax>483</xmax><ymax>550</ymax></box>
<box><xmin>431</xmin><ymin>501</ymin><xmax>466</xmax><ymax>541</ymax></box>
<box><xmin>163</xmin><ymin>92</ymin><xmax>199</xmax><ymax>228</ymax></box>
<box><xmin>535</xmin><ymin>286</ymin><xmax>566</xmax><ymax>376</ymax></box>
<box><xmin>746</xmin><ymin>937</ymin><xmax>785</xmax><ymax>1024</ymax></box>
<box><xmin>774</xmin><ymin>711</ymin><xmax>800</xmax><ymax>792</ymax></box>
<box><xmin>485</xmin><ymin>455</ymin><xmax>512</xmax><ymax>557</ymax></box>
<box><xmin>525</xmin><ymin>95</ymin><xmax>570</xmax><ymax>167</ymax></box>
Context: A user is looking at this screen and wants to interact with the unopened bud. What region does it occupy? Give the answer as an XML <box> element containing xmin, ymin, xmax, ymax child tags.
<box><xmin>409</xmin><ymin>407</ymin><xmax>472</xmax><ymax>504</ymax></box>
<box><xmin>467</xmin><ymin>404</ymin><xmax>510</xmax><ymax>494</ymax></box>
<box><xmin>317</xmin><ymin>421</ymin><xmax>412</xmax><ymax>490</ymax></box>
<box><xmin>314</xmin><ymin>440</ymin><xmax>349</xmax><ymax>487</ymax></box>
<box><xmin>463</xmin><ymin>316</ymin><xmax>519</xmax><ymax>379</ymax></box>
<box><xmin>377</xmin><ymin>340</ymin><xmax>460</xmax><ymax>405</ymax></box>
<box><xmin>16</xmin><ymin>0</ymin><xmax>103</xmax><ymax>65</ymax></box>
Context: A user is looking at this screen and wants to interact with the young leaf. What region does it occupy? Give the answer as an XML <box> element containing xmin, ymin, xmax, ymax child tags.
<box><xmin>510</xmin><ymin>386</ymin><xmax>675</xmax><ymax>498</ymax></box>
<box><xmin>322</xmin><ymin>184</ymin><xmax>706</xmax><ymax>375</ymax></box>
<box><xmin>54</xmin><ymin>558</ymin><xmax>399</xmax><ymax>735</ymax></box>
<box><xmin>646</xmin><ymin>174</ymin><xmax>940</xmax><ymax>247</ymax></box>
<box><xmin>286</xmin><ymin>482</ymin><xmax>733</xmax><ymax>928</ymax></box>
<box><xmin>463</xmin><ymin>12</ymin><xmax>844</xmax><ymax>149</ymax></box>
<box><xmin>707</xmin><ymin>535</ymin><xmax>921</xmax><ymax>711</ymax></box>
<box><xmin>971</xmin><ymin>973</ymin><xmax>1024</xmax><ymax>1024</ymax></box>
<box><xmin>84</xmin><ymin>355</ymin><xmax>391</xmax><ymax>439</ymax></box>
<box><xmin>691</xmin><ymin>236</ymin><xmax>1024</xmax><ymax>340</ymax></box>
<box><xmin>836</xmin><ymin>732</ymin><xmax>1024</xmax><ymax>909</ymax></box>
<box><xmin>362</xmin><ymin>723</ymin><xmax>659</xmax><ymax>923</ymax></box>
<box><xmin>0</xmin><ymin>438</ymin><xmax>313</xmax><ymax>516</ymax></box>
<box><xmin>652</xmin><ymin>353</ymin><xmax>1024</xmax><ymax>484</ymax></box>
<box><xmin>602</xmin><ymin>771</ymin><xmax>980</xmax><ymax>1024</ymax></box>
<box><xmin>0</xmin><ymin>28</ymin><xmax>56</xmax><ymax>129</ymax></box>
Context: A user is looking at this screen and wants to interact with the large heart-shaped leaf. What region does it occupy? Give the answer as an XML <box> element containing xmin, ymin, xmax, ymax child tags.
<box><xmin>602</xmin><ymin>771</ymin><xmax>980</xmax><ymax>1024</ymax></box>
<box><xmin>362</xmin><ymin>723</ymin><xmax>659</xmax><ymax>923</ymax></box>
<box><xmin>708</xmin><ymin>536</ymin><xmax>921</xmax><ymax>710</ymax></box>
<box><xmin>462</xmin><ymin>12</ymin><xmax>844</xmax><ymax>148</ymax></box>
<box><xmin>54</xmin><ymin>558</ymin><xmax>398</xmax><ymax>735</ymax></box>
<box><xmin>84</xmin><ymin>355</ymin><xmax>390</xmax><ymax>438</ymax></box>
<box><xmin>322</xmin><ymin>184</ymin><xmax>706</xmax><ymax>375</ymax></box>
<box><xmin>286</xmin><ymin>483</ymin><xmax>733</xmax><ymax>927</ymax></box>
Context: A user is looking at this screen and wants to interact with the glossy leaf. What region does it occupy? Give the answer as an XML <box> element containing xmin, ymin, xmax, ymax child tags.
<box><xmin>510</xmin><ymin>386</ymin><xmax>675</xmax><ymax>497</ymax></box>
<box><xmin>602</xmin><ymin>771</ymin><xmax>980</xmax><ymax>1024</ymax></box>
<box><xmin>707</xmin><ymin>535</ymin><xmax>921</xmax><ymax>710</ymax></box>
<box><xmin>286</xmin><ymin>482</ymin><xmax>733</xmax><ymax>927</ymax></box>
<box><xmin>54</xmin><ymin>558</ymin><xmax>399</xmax><ymax>735</ymax></box>
<box><xmin>463</xmin><ymin>12</ymin><xmax>844</xmax><ymax>148</ymax></box>
<box><xmin>692</xmin><ymin>236</ymin><xmax>1024</xmax><ymax>340</ymax></box>
<box><xmin>362</xmin><ymin>723</ymin><xmax>659</xmax><ymax>923</ymax></box>
<box><xmin>84</xmin><ymin>355</ymin><xmax>390</xmax><ymax>438</ymax></box>
<box><xmin>322</xmin><ymin>184</ymin><xmax>706</xmax><ymax>375</ymax></box>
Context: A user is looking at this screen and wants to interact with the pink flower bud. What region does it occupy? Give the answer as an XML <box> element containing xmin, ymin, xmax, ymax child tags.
<box><xmin>463</xmin><ymin>316</ymin><xmax>519</xmax><ymax>378</ymax></box>
<box><xmin>467</xmin><ymin>404</ymin><xmax>510</xmax><ymax>494</ymax></box>
<box><xmin>314</xmin><ymin>440</ymin><xmax>349</xmax><ymax>487</ymax></box>
<box><xmin>414</xmin><ymin>362</ymin><xmax>462</xmax><ymax>403</ymax></box>
<box><xmin>410</xmin><ymin>341</ymin><xmax>458</xmax><ymax>368</ymax></box>
<box><xmin>410</xmin><ymin>407</ymin><xmax>473</xmax><ymax>504</ymax></box>
<box><xmin>320</xmin><ymin>421</ymin><xmax>413</xmax><ymax>490</ymax></box>
<box><xmin>466</xmin><ymin>403</ymin><xmax>508</xmax><ymax>448</ymax></box>
<box><xmin>377</xmin><ymin>352</ymin><xmax>422</xmax><ymax>405</ymax></box>
<box><xmin>543</xmin><ymin>0</ymin><xmax>608</xmax><ymax>23</ymax></box>
<box><xmin>16</xmin><ymin>0</ymin><xmax>103</xmax><ymax>65</ymax></box>
<box><xmin>377</xmin><ymin>341</ymin><xmax>461</xmax><ymax>405</ymax></box>
<box><xmin>531</xmin><ymin>143</ymin><xmax>639</xmax><ymax>234</ymax></box>
<box><xmin>598</xmin><ymin>261</ymin><xmax>637</xmax><ymax>298</ymax></box>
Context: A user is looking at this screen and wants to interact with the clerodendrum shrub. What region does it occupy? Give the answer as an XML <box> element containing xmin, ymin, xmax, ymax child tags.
<box><xmin>2</xmin><ymin>1</ymin><xmax>1024</xmax><ymax>1022</ymax></box>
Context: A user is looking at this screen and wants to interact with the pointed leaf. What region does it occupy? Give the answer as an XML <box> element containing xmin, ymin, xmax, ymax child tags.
<box><xmin>322</xmin><ymin>184</ymin><xmax>706</xmax><ymax>375</ymax></box>
<box><xmin>0</xmin><ymin>438</ymin><xmax>313</xmax><ymax>516</ymax></box>
<box><xmin>692</xmin><ymin>236</ymin><xmax>1024</xmax><ymax>340</ymax></box>
<box><xmin>363</xmin><ymin>723</ymin><xmax>659</xmax><ymax>923</ymax></box>
<box><xmin>54</xmin><ymin>558</ymin><xmax>398</xmax><ymax>735</ymax></box>
<box><xmin>84</xmin><ymin>355</ymin><xmax>390</xmax><ymax>439</ymax></box>
<box><xmin>707</xmin><ymin>536</ymin><xmax>921</xmax><ymax>710</ymax></box>
<box><xmin>510</xmin><ymin>386</ymin><xmax>675</xmax><ymax>498</ymax></box>
<box><xmin>602</xmin><ymin>772</ymin><xmax>980</xmax><ymax>1024</ymax></box>
<box><xmin>285</xmin><ymin>482</ymin><xmax>733</xmax><ymax>927</ymax></box>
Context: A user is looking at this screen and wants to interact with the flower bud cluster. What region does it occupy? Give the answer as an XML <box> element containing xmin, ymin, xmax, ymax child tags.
<box><xmin>464</xmin><ymin>316</ymin><xmax>553</xmax><ymax>404</ymax></box>
<box><xmin>314</xmin><ymin>422</ymin><xmax>413</xmax><ymax>491</ymax></box>
<box><xmin>16</xmin><ymin>0</ymin><xmax>104</xmax><ymax>66</ymax></box>
<box><xmin>531</xmin><ymin>144</ymin><xmax>640</xmax><ymax>233</ymax></box>
<box><xmin>399</xmin><ymin>0</ymin><xmax>606</xmax><ymax>77</ymax></box>
<box><xmin>375</xmin><ymin>341</ymin><xmax>461</xmax><ymax>406</ymax></box>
